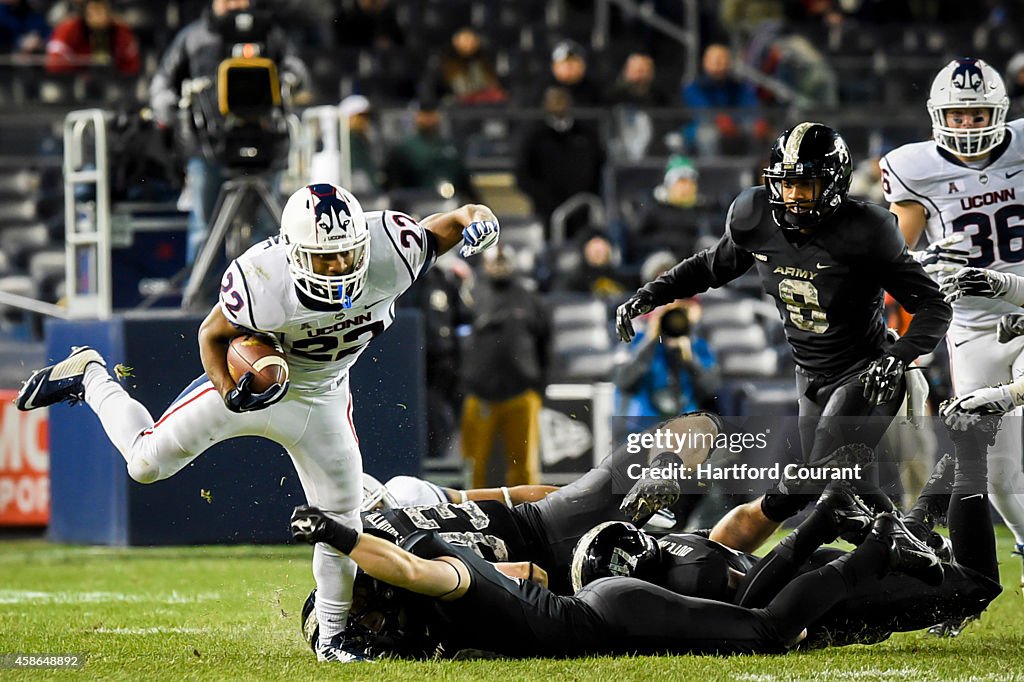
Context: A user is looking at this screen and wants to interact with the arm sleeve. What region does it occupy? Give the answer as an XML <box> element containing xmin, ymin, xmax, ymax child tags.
<box><xmin>637</xmin><ymin>227</ymin><xmax>755</xmax><ymax>307</ymax></box>
<box><xmin>877</xmin><ymin>217</ymin><xmax>953</xmax><ymax>363</ymax></box>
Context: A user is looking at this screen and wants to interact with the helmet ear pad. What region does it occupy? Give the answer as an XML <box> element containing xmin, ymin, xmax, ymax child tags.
<box><xmin>763</xmin><ymin>122</ymin><xmax>853</xmax><ymax>230</ymax></box>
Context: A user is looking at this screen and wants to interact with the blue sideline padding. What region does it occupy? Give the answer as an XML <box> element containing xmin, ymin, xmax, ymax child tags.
<box><xmin>45</xmin><ymin>309</ymin><xmax>424</xmax><ymax>545</ymax></box>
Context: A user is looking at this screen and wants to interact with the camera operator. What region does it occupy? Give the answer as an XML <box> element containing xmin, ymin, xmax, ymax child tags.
<box><xmin>613</xmin><ymin>300</ymin><xmax>719</xmax><ymax>417</ymax></box>
<box><xmin>149</xmin><ymin>0</ymin><xmax>310</xmax><ymax>266</ymax></box>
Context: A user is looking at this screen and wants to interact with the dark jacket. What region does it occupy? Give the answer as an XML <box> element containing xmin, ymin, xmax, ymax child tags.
<box><xmin>462</xmin><ymin>279</ymin><xmax>551</xmax><ymax>401</ymax></box>
<box><xmin>515</xmin><ymin>119</ymin><xmax>605</xmax><ymax>226</ymax></box>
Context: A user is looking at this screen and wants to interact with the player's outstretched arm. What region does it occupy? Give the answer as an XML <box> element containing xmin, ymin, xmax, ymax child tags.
<box><xmin>290</xmin><ymin>506</ymin><xmax>471</xmax><ymax>600</ymax></box>
<box><xmin>198</xmin><ymin>304</ymin><xmax>246</xmax><ymax>399</ymax></box>
<box><xmin>448</xmin><ymin>484</ymin><xmax>560</xmax><ymax>506</ymax></box>
<box><xmin>420</xmin><ymin>204</ymin><xmax>499</xmax><ymax>257</ymax></box>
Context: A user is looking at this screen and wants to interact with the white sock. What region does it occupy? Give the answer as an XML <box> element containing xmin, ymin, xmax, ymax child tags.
<box><xmin>82</xmin><ymin>363</ymin><xmax>155</xmax><ymax>464</ymax></box>
<box><xmin>313</xmin><ymin>542</ymin><xmax>356</xmax><ymax>646</ymax></box>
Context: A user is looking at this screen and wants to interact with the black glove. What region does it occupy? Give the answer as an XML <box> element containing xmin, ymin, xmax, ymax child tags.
<box><xmin>289</xmin><ymin>505</ymin><xmax>359</xmax><ymax>553</ymax></box>
<box><xmin>998</xmin><ymin>313</ymin><xmax>1024</xmax><ymax>343</ymax></box>
<box><xmin>615</xmin><ymin>291</ymin><xmax>656</xmax><ymax>343</ymax></box>
<box><xmin>859</xmin><ymin>354</ymin><xmax>906</xmax><ymax>406</ymax></box>
<box><xmin>224</xmin><ymin>372</ymin><xmax>289</xmax><ymax>413</ymax></box>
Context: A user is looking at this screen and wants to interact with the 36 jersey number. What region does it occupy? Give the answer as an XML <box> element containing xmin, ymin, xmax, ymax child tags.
<box><xmin>951</xmin><ymin>204</ymin><xmax>1024</xmax><ymax>267</ymax></box>
<box><xmin>288</xmin><ymin>321</ymin><xmax>385</xmax><ymax>362</ymax></box>
<box><xmin>778</xmin><ymin>278</ymin><xmax>829</xmax><ymax>334</ymax></box>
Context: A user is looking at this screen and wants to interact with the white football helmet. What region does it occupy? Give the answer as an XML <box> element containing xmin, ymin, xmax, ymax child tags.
<box><xmin>927</xmin><ymin>58</ymin><xmax>1009</xmax><ymax>158</ymax></box>
<box><xmin>280</xmin><ymin>183</ymin><xmax>369</xmax><ymax>306</ymax></box>
<box><xmin>361</xmin><ymin>473</ymin><xmax>397</xmax><ymax>512</ymax></box>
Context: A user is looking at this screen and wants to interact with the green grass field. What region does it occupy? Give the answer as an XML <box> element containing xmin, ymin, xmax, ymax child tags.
<box><xmin>2</xmin><ymin>529</ymin><xmax>1023</xmax><ymax>681</ymax></box>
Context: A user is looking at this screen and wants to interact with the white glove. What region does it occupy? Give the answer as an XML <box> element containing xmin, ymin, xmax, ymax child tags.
<box><xmin>460</xmin><ymin>219</ymin><xmax>500</xmax><ymax>257</ymax></box>
<box><xmin>909</xmin><ymin>233</ymin><xmax>969</xmax><ymax>278</ymax></box>
<box><xmin>940</xmin><ymin>385</ymin><xmax>1015</xmax><ymax>432</ymax></box>
<box><xmin>940</xmin><ymin>267</ymin><xmax>1010</xmax><ymax>303</ymax></box>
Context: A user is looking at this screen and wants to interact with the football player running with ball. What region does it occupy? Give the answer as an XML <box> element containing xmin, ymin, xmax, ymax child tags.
<box><xmin>616</xmin><ymin>122</ymin><xmax>952</xmax><ymax>546</ymax></box>
<box><xmin>15</xmin><ymin>183</ymin><xmax>500</xmax><ymax>662</ymax></box>
<box><xmin>880</xmin><ymin>57</ymin><xmax>1024</xmax><ymax>569</ymax></box>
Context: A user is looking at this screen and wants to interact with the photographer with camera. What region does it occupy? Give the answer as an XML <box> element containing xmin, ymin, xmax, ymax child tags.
<box><xmin>150</xmin><ymin>0</ymin><xmax>309</xmax><ymax>268</ymax></box>
<box><xmin>613</xmin><ymin>299</ymin><xmax>719</xmax><ymax>418</ymax></box>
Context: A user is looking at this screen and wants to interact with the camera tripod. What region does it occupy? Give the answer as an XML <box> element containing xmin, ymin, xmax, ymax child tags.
<box><xmin>181</xmin><ymin>174</ymin><xmax>283</xmax><ymax>311</ymax></box>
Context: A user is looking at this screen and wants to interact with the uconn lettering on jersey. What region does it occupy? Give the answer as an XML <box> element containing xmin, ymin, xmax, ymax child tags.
<box><xmin>960</xmin><ymin>188</ymin><xmax>1016</xmax><ymax>210</ymax></box>
<box><xmin>302</xmin><ymin>313</ymin><xmax>373</xmax><ymax>337</ymax></box>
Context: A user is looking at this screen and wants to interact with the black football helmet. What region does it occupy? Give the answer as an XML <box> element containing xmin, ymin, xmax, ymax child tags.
<box><xmin>300</xmin><ymin>572</ymin><xmax>435</xmax><ymax>660</ymax></box>
<box><xmin>763</xmin><ymin>122</ymin><xmax>853</xmax><ymax>230</ymax></box>
<box><xmin>570</xmin><ymin>521</ymin><xmax>663</xmax><ymax>592</ymax></box>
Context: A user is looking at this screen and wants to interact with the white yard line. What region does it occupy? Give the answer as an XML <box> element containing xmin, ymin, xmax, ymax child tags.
<box><xmin>0</xmin><ymin>590</ymin><xmax>221</xmax><ymax>605</ymax></box>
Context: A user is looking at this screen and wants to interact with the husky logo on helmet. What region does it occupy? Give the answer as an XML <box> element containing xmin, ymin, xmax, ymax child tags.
<box><xmin>309</xmin><ymin>183</ymin><xmax>352</xmax><ymax>236</ymax></box>
<box><xmin>950</xmin><ymin>59</ymin><xmax>984</xmax><ymax>91</ymax></box>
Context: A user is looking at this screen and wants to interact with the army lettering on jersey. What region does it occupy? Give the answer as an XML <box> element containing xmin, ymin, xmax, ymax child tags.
<box><xmin>218</xmin><ymin>210</ymin><xmax>431</xmax><ymax>392</ymax></box>
<box><xmin>362</xmin><ymin>500</ymin><xmax>529</xmax><ymax>562</ymax></box>
<box><xmin>881</xmin><ymin>119</ymin><xmax>1024</xmax><ymax>329</ymax></box>
<box><xmin>639</xmin><ymin>187</ymin><xmax>949</xmax><ymax>375</ymax></box>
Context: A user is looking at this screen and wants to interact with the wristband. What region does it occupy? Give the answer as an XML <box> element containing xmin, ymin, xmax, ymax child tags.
<box><xmin>501</xmin><ymin>486</ymin><xmax>512</xmax><ymax>508</ymax></box>
<box><xmin>324</xmin><ymin>523</ymin><xmax>359</xmax><ymax>555</ymax></box>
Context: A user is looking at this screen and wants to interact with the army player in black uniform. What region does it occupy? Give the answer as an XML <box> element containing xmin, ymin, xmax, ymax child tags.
<box><xmin>616</xmin><ymin>122</ymin><xmax>953</xmax><ymax>537</ymax></box>
<box><xmin>290</xmin><ymin>499</ymin><xmax>940</xmax><ymax>659</ymax></box>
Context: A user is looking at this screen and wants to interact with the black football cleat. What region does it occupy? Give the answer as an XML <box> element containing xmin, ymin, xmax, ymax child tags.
<box><xmin>816</xmin><ymin>482</ymin><xmax>874</xmax><ymax>545</ymax></box>
<box><xmin>871</xmin><ymin>512</ymin><xmax>944</xmax><ymax>585</ymax></box>
<box><xmin>15</xmin><ymin>346</ymin><xmax>105</xmax><ymax>411</ymax></box>
<box><xmin>777</xmin><ymin>443</ymin><xmax>875</xmax><ymax>497</ymax></box>
<box><xmin>619</xmin><ymin>411</ymin><xmax>721</xmax><ymax>525</ymax></box>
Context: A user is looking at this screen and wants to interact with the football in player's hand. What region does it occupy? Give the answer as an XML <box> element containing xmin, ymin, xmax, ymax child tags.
<box><xmin>227</xmin><ymin>334</ymin><xmax>289</xmax><ymax>393</ymax></box>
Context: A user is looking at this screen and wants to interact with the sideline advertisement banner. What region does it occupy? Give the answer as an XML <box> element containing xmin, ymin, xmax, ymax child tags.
<box><xmin>0</xmin><ymin>390</ymin><xmax>49</xmax><ymax>526</ymax></box>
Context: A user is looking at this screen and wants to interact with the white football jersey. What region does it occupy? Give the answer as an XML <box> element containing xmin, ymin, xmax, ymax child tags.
<box><xmin>218</xmin><ymin>210</ymin><xmax>433</xmax><ymax>393</ymax></box>
<box><xmin>880</xmin><ymin>118</ymin><xmax>1024</xmax><ymax>329</ymax></box>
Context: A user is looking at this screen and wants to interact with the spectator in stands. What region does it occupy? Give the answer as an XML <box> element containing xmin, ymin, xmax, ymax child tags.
<box><xmin>630</xmin><ymin>156</ymin><xmax>716</xmax><ymax>263</ymax></box>
<box><xmin>0</xmin><ymin>0</ymin><xmax>48</xmax><ymax>56</ymax></box>
<box><xmin>1008</xmin><ymin>52</ymin><xmax>1024</xmax><ymax>116</ymax></box>
<box><xmin>537</xmin><ymin>39</ymin><xmax>603</xmax><ymax>107</ymax></box>
<box><xmin>424</xmin><ymin>26</ymin><xmax>507</xmax><ymax>106</ymax></box>
<box><xmin>45</xmin><ymin>0</ymin><xmax>138</xmax><ymax>76</ymax></box>
<box><xmin>681</xmin><ymin>43</ymin><xmax>763</xmax><ymax>156</ymax></box>
<box><xmin>515</xmin><ymin>86</ymin><xmax>606</xmax><ymax>239</ymax></box>
<box><xmin>340</xmin><ymin>94</ymin><xmax>381</xmax><ymax>193</ymax></box>
<box><xmin>557</xmin><ymin>228</ymin><xmax>630</xmax><ymax>300</ymax></box>
<box><xmin>606</xmin><ymin>51</ymin><xmax>668</xmax><ymax>107</ymax></box>
<box><xmin>613</xmin><ymin>297</ymin><xmax>719</xmax><ymax>417</ymax></box>
<box><xmin>149</xmin><ymin>0</ymin><xmax>309</xmax><ymax>266</ymax></box>
<box><xmin>461</xmin><ymin>244</ymin><xmax>550</xmax><ymax>487</ymax></box>
<box><xmin>333</xmin><ymin>0</ymin><xmax>404</xmax><ymax>49</ymax></box>
<box><xmin>383</xmin><ymin>98</ymin><xmax>480</xmax><ymax>203</ymax></box>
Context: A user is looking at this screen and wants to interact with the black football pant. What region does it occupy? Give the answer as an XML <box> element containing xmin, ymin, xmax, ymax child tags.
<box><xmin>762</xmin><ymin>366</ymin><xmax>904</xmax><ymax>522</ymax></box>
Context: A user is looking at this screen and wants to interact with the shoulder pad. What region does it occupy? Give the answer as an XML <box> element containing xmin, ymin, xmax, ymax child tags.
<box><xmin>725</xmin><ymin>187</ymin><xmax>770</xmax><ymax>245</ymax></box>
<box><xmin>831</xmin><ymin>200</ymin><xmax>903</xmax><ymax>259</ymax></box>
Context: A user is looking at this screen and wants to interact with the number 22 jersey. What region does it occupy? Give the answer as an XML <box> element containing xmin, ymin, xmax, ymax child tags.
<box><xmin>218</xmin><ymin>210</ymin><xmax>433</xmax><ymax>393</ymax></box>
<box><xmin>880</xmin><ymin>119</ymin><xmax>1024</xmax><ymax>330</ymax></box>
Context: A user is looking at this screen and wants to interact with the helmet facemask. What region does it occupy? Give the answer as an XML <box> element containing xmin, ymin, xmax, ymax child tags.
<box><xmin>570</xmin><ymin>521</ymin><xmax>664</xmax><ymax>592</ymax></box>
<box><xmin>928</xmin><ymin>103</ymin><xmax>1008</xmax><ymax>157</ymax></box>
<box><xmin>286</xmin><ymin>237</ymin><xmax>369</xmax><ymax>308</ymax></box>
